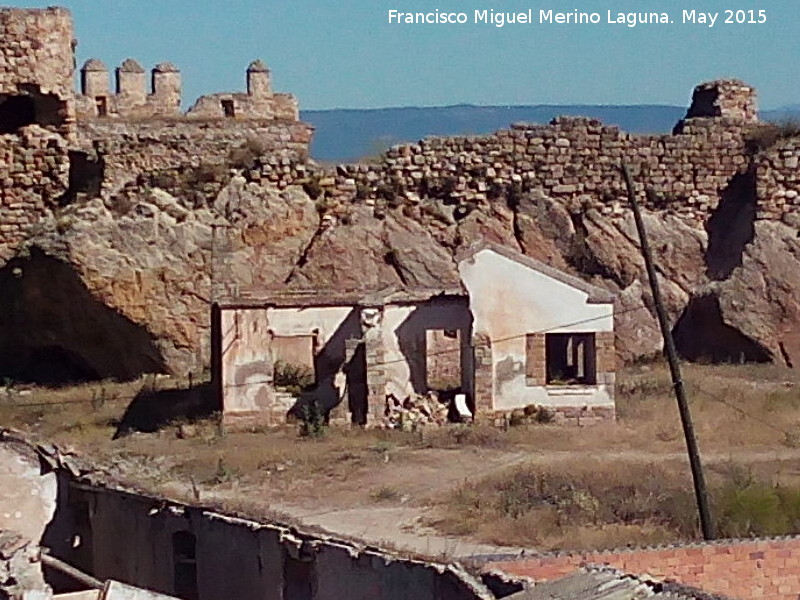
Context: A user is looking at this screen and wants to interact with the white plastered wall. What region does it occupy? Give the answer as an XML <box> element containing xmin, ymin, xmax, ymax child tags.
<box><xmin>459</xmin><ymin>248</ymin><xmax>614</xmax><ymax>412</ymax></box>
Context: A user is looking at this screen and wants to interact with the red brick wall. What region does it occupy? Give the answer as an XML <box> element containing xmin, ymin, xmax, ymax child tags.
<box><xmin>486</xmin><ymin>537</ymin><xmax>800</xmax><ymax>599</ymax></box>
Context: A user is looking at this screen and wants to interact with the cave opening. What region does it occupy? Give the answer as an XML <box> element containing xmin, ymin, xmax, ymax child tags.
<box><xmin>673</xmin><ymin>293</ymin><xmax>772</xmax><ymax>364</ymax></box>
<box><xmin>0</xmin><ymin>248</ymin><xmax>167</xmax><ymax>387</ymax></box>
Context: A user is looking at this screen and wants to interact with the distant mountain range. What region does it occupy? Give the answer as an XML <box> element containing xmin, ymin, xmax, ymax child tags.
<box><xmin>300</xmin><ymin>104</ymin><xmax>800</xmax><ymax>163</ymax></box>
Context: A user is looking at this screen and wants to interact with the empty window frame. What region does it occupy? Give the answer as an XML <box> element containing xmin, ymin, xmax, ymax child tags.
<box><xmin>95</xmin><ymin>96</ymin><xmax>108</xmax><ymax>117</ymax></box>
<box><xmin>545</xmin><ymin>333</ymin><xmax>597</xmax><ymax>385</ymax></box>
<box><xmin>172</xmin><ymin>531</ymin><xmax>199</xmax><ymax>600</ymax></box>
<box><xmin>221</xmin><ymin>99</ymin><xmax>235</xmax><ymax>117</ymax></box>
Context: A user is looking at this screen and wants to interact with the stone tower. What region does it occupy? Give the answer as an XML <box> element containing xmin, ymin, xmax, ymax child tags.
<box><xmin>151</xmin><ymin>62</ymin><xmax>181</xmax><ymax>115</ymax></box>
<box><xmin>247</xmin><ymin>60</ymin><xmax>272</xmax><ymax>97</ymax></box>
<box><xmin>685</xmin><ymin>79</ymin><xmax>758</xmax><ymax>123</ymax></box>
<box><xmin>115</xmin><ymin>58</ymin><xmax>146</xmax><ymax>113</ymax></box>
<box><xmin>0</xmin><ymin>7</ymin><xmax>76</xmax><ymax>135</ymax></box>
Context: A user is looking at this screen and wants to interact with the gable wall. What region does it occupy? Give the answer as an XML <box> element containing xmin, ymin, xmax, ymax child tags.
<box><xmin>459</xmin><ymin>249</ymin><xmax>614</xmax><ymax>413</ymax></box>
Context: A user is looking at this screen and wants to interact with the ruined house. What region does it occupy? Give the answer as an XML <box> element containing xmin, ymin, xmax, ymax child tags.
<box><xmin>213</xmin><ymin>242</ymin><xmax>616</xmax><ymax>427</ymax></box>
<box><xmin>0</xmin><ymin>431</ymin><xmax>495</xmax><ymax>600</ymax></box>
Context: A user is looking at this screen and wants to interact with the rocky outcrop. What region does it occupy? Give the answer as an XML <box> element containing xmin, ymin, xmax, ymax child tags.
<box><xmin>676</xmin><ymin>219</ymin><xmax>800</xmax><ymax>367</ymax></box>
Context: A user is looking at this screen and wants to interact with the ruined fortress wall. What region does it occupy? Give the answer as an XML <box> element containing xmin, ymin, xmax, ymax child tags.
<box><xmin>757</xmin><ymin>139</ymin><xmax>800</xmax><ymax>222</ymax></box>
<box><xmin>78</xmin><ymin>119</ymin><xmax>314</xmax><ymax>194</ymax></box>
<box><xmin>0</xmin><ymin>126</ymin><xmax>70</xmax><ymax>263</ymax></box>
<box><xmin>76</xmin><ymin>59</ymin><xmax>299</xmax><ymax>122</ymax></box>
<box><xmin>0</xmin><ymin>7</ymin><xmax>75</xmax><ymax>134</ymax></box>
<box><xmin>252</xmin><ymin>117</ymin><xmax>749</xmax><ymax>223</ymax></box>
<box><xmin>186</xmin><ymin>92</ymin><xmax>299</xmax><ymax>121</ymax></box>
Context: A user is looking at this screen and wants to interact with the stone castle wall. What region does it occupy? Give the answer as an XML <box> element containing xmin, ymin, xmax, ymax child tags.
<box><xmin>0</xmin><ymin>126</ymin><xmax>70</xmax><ymax>262</ymax></box>
<box><xmin>251</xmin><ymin>115</ymin><xmax>750</xmax><ymax>223</ymax></box>
<box><xmin>249</xmin><ymin>79</ymin><xmax>800</xmax><ymax>225</ymax></box>
<box><xmin>756</xmin><ymin>138</ymin><xmax>800</xmax><ymax>222</ymax></box>
<box><xmin>78</xmin><ymin>119</ymin><xmax>313</xmax><ymax>195</ymax></box>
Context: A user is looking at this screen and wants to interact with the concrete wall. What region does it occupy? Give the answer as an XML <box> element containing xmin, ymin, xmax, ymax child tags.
<box><xmin>486</xmin><ymin>535</ymin><xmax>800</xmax><ymax>600</ymax></box>
<box><xmin>219</xmin><ymin>305</ymin><xmax>356</xmax><ymax>425</ymax></box>
<box><xmin>219</xmin><ymin>299</ymin><xmax>477</xmax><ymax>425</ymax></box>
<box><xmin>52</xmin><ymin>481</ymin><xmax>491</xmax><ymax>600</ymax></box>
<box><xmin>219</xmin><ymin>308</ymin><xmax>274</xmax><ymax>420</ymax></box>
<box><xmin>381</xmin><ymin>298</ymin><xmax>473</xmax><ymax>400</ymax></box>
<box><xmin>267</xmin><ymin>305</ymin><xmax>356</xmax><ymax>384</ymax></box>
<box><xmin>459</xmin><ymin>248</ymin><xmax>614</xmax><ymax>414</ymax></box>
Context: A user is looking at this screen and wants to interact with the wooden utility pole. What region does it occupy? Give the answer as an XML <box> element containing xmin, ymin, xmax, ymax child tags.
<box><xmin>621</xmin><ymin>163</ymin><xmax>715</xmax><ymax>541</ymax></box>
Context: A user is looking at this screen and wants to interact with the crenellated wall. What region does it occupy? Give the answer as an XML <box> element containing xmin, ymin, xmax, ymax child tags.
<box><xmin>75</xmin><ymin>58</ymin><xmax>299</xmax><ymax>122</ymax></box>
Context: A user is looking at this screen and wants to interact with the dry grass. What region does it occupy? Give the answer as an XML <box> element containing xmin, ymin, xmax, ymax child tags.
<box><xmin>430</xmin><ymin>457</ymin><xmax>800</xmax><ymax>551</ymax></box>
<box><xmin>3</xmin><ymin>361</ymin><xmax>800</xmax><ymax>552</ymax></box>
<box><xmin>429</xmin><ymin>459</ymin><xmax>693</xmax><ymax>550</ymax></box>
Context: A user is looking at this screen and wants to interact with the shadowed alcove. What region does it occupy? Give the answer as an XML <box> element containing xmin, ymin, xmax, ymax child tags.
<box><xmin>0</xmin><ymin>248</ymin><xmax>166</xmax><ymax>385</ymax></box>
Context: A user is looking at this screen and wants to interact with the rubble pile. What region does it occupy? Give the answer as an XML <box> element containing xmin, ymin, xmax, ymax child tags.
<box><xmin>381</xmin><ymin>393</ymin><xmax>449</xmax><ymax>430</ymax></box>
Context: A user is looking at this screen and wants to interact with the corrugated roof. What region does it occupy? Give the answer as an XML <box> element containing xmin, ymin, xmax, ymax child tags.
<box><xmin>508</xmin><ymin>567</ymin><xmax>736</xmax><ymax>600</ymax></box>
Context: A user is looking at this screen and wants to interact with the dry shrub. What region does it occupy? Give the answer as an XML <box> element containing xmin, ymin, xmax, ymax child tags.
<box><xmin>433</xmin><ymin>460</ymin><xmax>693</xmax><ymax>550</ymax></box>
<box><xmin>416</xmin><ymin>424</ymin><xmax>506</xmax><ymax>449</ymax></box>
<box><xmin>370</xmin><ymin>486</ymin><xmax>401</xmax><ymax>503</ymax></box>
<box><xmin>433</xmin><ymin>456</ymin><xmax>800</xmax><ymax>550</ymax></box>
<box><xmin>228</xmin><ymin>137</ymin><xmax>269</xmax><ymax>170</ymax></box>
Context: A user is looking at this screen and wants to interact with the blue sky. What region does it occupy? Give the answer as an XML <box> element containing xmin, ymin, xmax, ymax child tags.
<box><xmin>8</xmin><ymin>0</ymin><xmax>800</xmax><ymax>110</ymax></box>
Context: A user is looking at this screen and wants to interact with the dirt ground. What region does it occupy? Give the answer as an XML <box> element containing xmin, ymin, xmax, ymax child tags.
<box><xmin>2</xmin><ymin>361</ymin><xmax>800</xmax><ymax>559</ymax></box>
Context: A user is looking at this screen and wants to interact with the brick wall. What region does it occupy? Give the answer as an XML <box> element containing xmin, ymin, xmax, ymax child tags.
<box><xmin>524</xmin><ymin>333</ymin><xmax>546</xmax><ymax>386</ymax></box>
<box><xmin>594</xmin><ymin>331</ymin><xmax>616</xmax><ymax>380</ymax></box>
<box><xmin>472</xmin><ymin>333</ymin><xmax>494</xmax><ymax>414</ymax></box>
<box><xmin>485</xmin><ymin>536</ymin><xmax>800</xmax><ymax>600</ymax></box>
